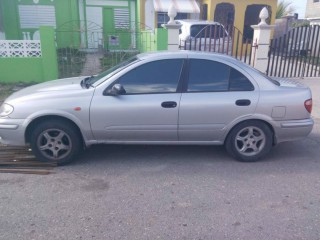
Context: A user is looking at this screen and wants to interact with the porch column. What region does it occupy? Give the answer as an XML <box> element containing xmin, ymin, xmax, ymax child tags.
<box><xmin>251</xmin><ymin>7</ymin><xmax>275</xmax><ymax>73</ymax></box>
<box><xmin>161</xmin><ymin>4</ymin><xmax>181</xmax><ymax>51</ymax></box>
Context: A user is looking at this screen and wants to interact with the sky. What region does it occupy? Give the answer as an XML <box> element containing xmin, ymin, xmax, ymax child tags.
<box><xmin>291</xmin><ymin>0</ymin><xmax>307</xmax><ymax>18</ymax></box>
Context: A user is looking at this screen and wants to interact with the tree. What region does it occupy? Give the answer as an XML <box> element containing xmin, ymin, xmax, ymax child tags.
<box><xmin>276</xmin><ymin>0</ymin><xmax>296</xmax><ymax>19</ymax></box>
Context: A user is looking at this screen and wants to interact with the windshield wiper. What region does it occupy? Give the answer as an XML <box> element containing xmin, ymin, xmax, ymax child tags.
<box><xmin>81</xmin><ymin>76</ymin><xmax>94</xmax><ymax>89</ymax></box>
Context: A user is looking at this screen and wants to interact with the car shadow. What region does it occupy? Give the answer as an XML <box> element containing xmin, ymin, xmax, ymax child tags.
<box><xmin>74</xmin><ymin>144</ymin><xmax>231</xmax><ymax>166</ymax></box>
<box><xmin>63</xmin><ymin>120</ymin><xmax>320</xmax><ymax>171</ymax></box>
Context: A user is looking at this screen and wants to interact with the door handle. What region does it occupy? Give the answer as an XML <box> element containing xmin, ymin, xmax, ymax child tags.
<box><xmin>161</xmin><ymin>101</ymin><xmax>177</xmax><ymax>108</ymax></box>
<box><xmin>236</xmin><ymin>99</ymin><xmax>251</xmax><ymax>106</ymax></box>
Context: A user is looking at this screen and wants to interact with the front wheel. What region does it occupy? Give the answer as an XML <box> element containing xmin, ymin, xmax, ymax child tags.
<box><xmin>225</xmin><ymin>121</ymin><xmax>273</xmax><ymax>162</ymax></box>
<box><xmin>30</xmin><ymin>120</ymin><xmax>82</xmax><ymax>165</ymax></box>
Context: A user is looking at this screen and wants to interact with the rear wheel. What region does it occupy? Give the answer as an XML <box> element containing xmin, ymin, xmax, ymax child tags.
<box><xmin>30</xmin><ymin>120</ymin><xmax>81</xmax><ymax>165</ymax></box>
<box><xmin>225</xmin><ymin>121</ymin><xmax>273</xmax><ymax>162</ymax></box>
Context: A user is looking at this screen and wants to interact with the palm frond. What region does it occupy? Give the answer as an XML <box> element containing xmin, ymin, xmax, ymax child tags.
<box><xmin>276</xmin><ymin>0</ymin><xmax>296</xmax><ymax>19</ymax></box>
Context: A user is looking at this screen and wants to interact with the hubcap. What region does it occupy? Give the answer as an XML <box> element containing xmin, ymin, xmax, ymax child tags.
<box><xmin>37</xmin><ymin>128</ymin><xmax>72</xmax><ymax>160</ymax></box>
<box><xmin>235</xmin><ymin>126</ymin><xmax>266</xmax><ymax>157</ymax></box>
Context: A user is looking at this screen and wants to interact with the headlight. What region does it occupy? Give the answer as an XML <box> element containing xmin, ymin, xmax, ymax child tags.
<box><xmin>0</xmin><ymin>103</ymin><xmax>14</xmax><ymax>117</ymax></box>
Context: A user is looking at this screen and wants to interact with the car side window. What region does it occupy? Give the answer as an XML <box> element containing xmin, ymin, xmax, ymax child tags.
<box><xmin>187</xmin><ymin>59</ymin><xmax>254</xmax><ymax>92</ymax></box>
<box><xmin>229</xmin><ymin>68</ymin><xmax>254</xmax><ymax>91</ymax></box>
<box><xmin>188</xmin><ymin>59</ymin><xmax>229</xmax><ymax>92</ymax></box>
<box><xmin>116</xmin><ymin>59</ymin><xmax>183</xmax><ymax>94</ymax></box>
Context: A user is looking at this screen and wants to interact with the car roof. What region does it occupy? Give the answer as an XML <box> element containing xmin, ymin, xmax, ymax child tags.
<box><xmin>137</xmin><ymin>51</ymin><xmax>242</xmax><ymax>64</ymax></box>
<box><xmin>176</xmin><ymin>19</ymin><xmax>222</xmax><ymax>26</ymax></box>
<box><xmin>135</xmin><ymin>51</ymin><xmax>275</xmax><ymax>90</ymax></box>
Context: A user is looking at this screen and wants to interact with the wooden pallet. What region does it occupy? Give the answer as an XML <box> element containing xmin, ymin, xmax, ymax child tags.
<box><xmin>0</xmin><ymin>145</ymin><xmax>56</xmax><ymax>174</ymax></box>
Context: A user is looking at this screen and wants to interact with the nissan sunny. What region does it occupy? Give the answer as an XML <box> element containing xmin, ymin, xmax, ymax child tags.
<box><xmin>0</xmin><ymin>51</ymin><xmax>314</xmax><ymax>165</ymax></box>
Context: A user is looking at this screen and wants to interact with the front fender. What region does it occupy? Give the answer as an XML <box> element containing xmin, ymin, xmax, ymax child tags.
<box><xmin>23</xmin><ymin>109</ymin><xmax>94</xmax><ymax>143</ymax></box>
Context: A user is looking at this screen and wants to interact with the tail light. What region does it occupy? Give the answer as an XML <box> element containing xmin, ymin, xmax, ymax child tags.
<box><xmin>304</xmin><ymin>99</ymin><xmax>312</xmax><ymax>113</ymax></box>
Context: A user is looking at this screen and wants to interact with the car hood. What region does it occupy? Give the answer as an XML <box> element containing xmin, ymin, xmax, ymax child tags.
<box><xmin>6</xmin><ymin>76</ymin><xmax>87</xmax><ymax>101</ymax></box>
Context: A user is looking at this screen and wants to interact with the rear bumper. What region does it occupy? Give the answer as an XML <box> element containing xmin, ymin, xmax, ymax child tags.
<box><xmin>0</xmin><ymin>118</ymin><xmax>27</xmax><ymax>146</ymax></box>
<box><xmin>274</xmin><ymin>118</ymin><xmax>314</xmax><ymax>143</ymax></box>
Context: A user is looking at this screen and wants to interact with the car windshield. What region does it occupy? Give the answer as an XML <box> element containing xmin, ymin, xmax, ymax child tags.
<box><xmin>86</xmin><ymin>56</ymin><xmax>139</xmax><ymax>86</ymax></box>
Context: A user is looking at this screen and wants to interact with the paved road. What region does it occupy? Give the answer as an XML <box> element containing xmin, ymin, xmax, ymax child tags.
<box><xmin>0</xmin><ymin>79</ymin><xmax>319</xmax><ymax>240</ymax></box>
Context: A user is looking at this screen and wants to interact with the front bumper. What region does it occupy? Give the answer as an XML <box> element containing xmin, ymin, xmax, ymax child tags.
<box><xmin>274</xmin><ymin>118</ymin><xmax>314</xmax><ymax>143</ymax></box>
<box><xmin>0</xmin><ymin>118</ymin><xmax>27</xmax><ymax>146</ymax></box>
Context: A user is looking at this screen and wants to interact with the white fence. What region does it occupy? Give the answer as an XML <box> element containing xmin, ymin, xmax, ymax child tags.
<box><xmin>0</xmin><ymin>40</ymin><xmax>42</xmax><ymax>58</ymax></box>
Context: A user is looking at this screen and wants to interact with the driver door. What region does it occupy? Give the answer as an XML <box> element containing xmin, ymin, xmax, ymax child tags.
<box><xmin>90</xmin><ymin>59</ymin><xmax>185</xmax><ymax>142</ymax></box>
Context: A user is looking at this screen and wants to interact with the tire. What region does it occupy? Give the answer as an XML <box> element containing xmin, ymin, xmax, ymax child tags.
<box><xmin>30</xmin><ymin>120</ymin><xmax>82</xmax><ymax>166</ymax></box>
<box><xmin>225</xmin><ymin>121</ymin><xmax>273</xmax><ymax>162</ymax></box>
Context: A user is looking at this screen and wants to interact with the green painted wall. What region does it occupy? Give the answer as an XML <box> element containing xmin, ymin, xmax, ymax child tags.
<box><xmin>137</xmin><ymin>28</ymin><xmax>168</xmax><ymax>52</ymax></box>
<box><xmin>0</xmin><ymin>59</ymin><xmax>43</xmax><ymax>83</ymax></box>
<box><xmin>55</xmin><ymin>0</ymin><xmax>81</xmax><ymax>48</ymax></box>
<box><xmin>40</xmin><ymin>27</ymin><xmax>58</xmax><ymax>81</ymax></box>
<box><xmin>55</xmin><ymin>0</ymin><xmax>79</xmax><ymax>28</ymax></box>
<box><xmin>156</xmin><ymin>28</ymin><xmax>168</xmax><ymax>51</ymax></box>
<box><xmin>0</xmin><ymin>27</ymin><xmax>58</xmax><ymax>83</ymax></box>
<box><xmin>101</xmin><ymin>2</ymin><xmax>135</xmax><ymax>51</ymax></box>
<box><xmin>0</xmin><ymin>0</ymin><xmax>80</xmax><ymax>48</ymax></box>
<box><xmin>0</xmin><ymin>0</ymin><xmax>141</xmax><ymax>50</ymax></box>
<box><xmin>0</xmin><ymin>0</ymin><xmax>21</xmax><ymax>39</ymax></box>
<box><xmin>138</xmin><ymin>31</ymin><xmax>156</xmax><ymax>52</ymax></box>
<box><xmin>136</xmin><ymin>0</ymin><xmax>141</xmax><ymax>25</ymax></box>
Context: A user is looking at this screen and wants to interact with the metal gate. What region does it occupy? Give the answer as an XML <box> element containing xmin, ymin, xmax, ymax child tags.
<box><xmin>55</xmin><ymin>21</ymin><xmax>154</xmax><ymax>79</ymax></box>
<box><xmin>179</xmin><ymin>25</ymin><xmax>255</xmax><ymax>66</ymax></box>
<box><xmin>267</xmin><ymin>25</ymin><xmax>320</xmax><ymax>78</ymax></box>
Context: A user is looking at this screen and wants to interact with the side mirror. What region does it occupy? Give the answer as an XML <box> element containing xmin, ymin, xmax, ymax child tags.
<box><xmin>109</xmin><ymin>83</ymin><xmax>126</xmax><ymax>95</ymax></box>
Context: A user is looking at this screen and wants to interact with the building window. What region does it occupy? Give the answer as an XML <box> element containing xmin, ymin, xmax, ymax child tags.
<box><xmin>314</xmin><ymin>0</ymin><xmax>319</xmax><ymax>3</ymax></box>
<box><xmin>157</xmin><ymin>12</ymin><xmax>188</xmax><ymax>28</ymax></box>
<box><xmin>18</xmin><ymin>5</ymin><xmax>56</xmax><ymax>29</ymax></box>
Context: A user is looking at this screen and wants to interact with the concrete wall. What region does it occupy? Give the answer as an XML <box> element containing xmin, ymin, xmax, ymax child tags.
<box><xmin>274</xmin><ymin>17</ymin><xmax>310</xmax><ymax>39</ymax></box>
<box><xmin>305</xmin><ymin>0</ymin><xmax>320</xmax><ymax>19</ymax></box>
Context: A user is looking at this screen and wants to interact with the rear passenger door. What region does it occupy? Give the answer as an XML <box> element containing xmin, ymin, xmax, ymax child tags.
<box><xmin>178</xmin><ymin>58</ymin><xmax>259</xmax><ymax>142</ymax></box>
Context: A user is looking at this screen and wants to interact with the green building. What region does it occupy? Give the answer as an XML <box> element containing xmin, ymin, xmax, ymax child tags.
<box><xmin>0</xmin><ymin>0</ymin><xmax>139</xmax><ymax>49</ymax></box>
<box><xmin>0</xmin><ymin>0</ymin><xmax>168</xmax><ymax>82</ymax></box>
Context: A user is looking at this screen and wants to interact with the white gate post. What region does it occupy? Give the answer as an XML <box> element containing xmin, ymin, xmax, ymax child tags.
<box><xmin>161</xmin><ymin>4</ymin><xmax>182</xmax><ymax>51</ymax></box>
<box><xmin>251</xmin><ymin>7</ymin><xmax>275</xmax><ymax>73</ymax></box>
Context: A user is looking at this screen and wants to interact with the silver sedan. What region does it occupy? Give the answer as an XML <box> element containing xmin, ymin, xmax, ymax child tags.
<box><xmin>0</xmin><ymin>51</ymin><xmax>314</xmax><ymax>165</ymax></box>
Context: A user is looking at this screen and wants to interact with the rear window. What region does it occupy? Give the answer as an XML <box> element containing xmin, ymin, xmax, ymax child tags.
<box><xmin>190</xmin><ymin>24</ymin><xmax>225</xmax><ymax>39</ymax></box>
<box><xmin>250</xmin><ymin>67</ymin><xmax>280</xmax><ymax>86</ymax></box>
